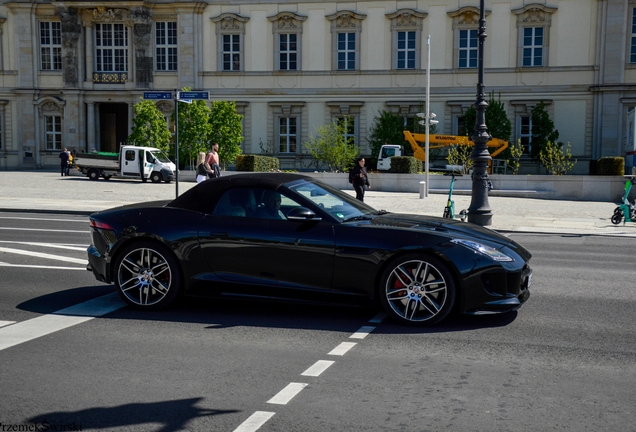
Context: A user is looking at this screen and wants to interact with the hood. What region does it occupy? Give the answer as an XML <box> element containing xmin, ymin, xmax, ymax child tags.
<box><xmin>369</xmin><ymin>213</ymin><xmax>513</xmax><ymax>247</ymax></box>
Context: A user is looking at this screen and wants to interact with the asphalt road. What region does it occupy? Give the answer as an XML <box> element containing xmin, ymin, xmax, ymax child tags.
<box><xmin>0</xmin><ymin>213</ymin><xmax>634</xmax><ymax>432</ymax></box>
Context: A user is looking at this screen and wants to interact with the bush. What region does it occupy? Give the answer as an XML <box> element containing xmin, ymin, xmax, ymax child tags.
<box><xmin>389</xmin><ymin>156</ymin><xmax>422</xmax><ymax>174</ymax></box>
<box><xmin>596</xmin><ymin>157</ymin><xmax>624</xmax><ymax>175</ymax></box>
<box><xmin>236</xmin><ymin>154</ymin><xmax>280</xmax><ymax>172</ymax></box>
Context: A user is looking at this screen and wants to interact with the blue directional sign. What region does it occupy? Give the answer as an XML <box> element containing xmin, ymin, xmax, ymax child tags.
<box><xmin>143</xmin><ymin>91</ymin><xmax>173</xmax><ymax>100</ymax></box>
<box><xmin>178</xmin><ymin>91</ymin><xmax>209</xmax><ymax>100</ymax></box>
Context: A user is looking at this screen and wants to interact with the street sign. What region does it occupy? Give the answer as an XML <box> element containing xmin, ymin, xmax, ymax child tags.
<box><xmin>143</xmin><ymin>91</ymin><xmax>173</xmax><ymax>100</ymax></box>
<box><xmin>178</xmin><ymin>91</ymin><xmax>209</xmax><ymax>100</ymax></box>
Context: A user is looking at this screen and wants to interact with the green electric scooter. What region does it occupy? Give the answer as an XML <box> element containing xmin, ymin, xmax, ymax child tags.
<box><xmin>611</xmin><ymin>175</ymin><xmax>636</xmax><ymax>225</ymax></box>
<box><xmin>443</xmin><ymin>172</ymin><xmax>468</xmax><ymax>222</ymax></box>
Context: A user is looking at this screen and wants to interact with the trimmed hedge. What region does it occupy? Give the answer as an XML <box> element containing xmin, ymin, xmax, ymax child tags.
<box><xmin>236</xmin><ymin>154</ymin><xmax>280</xmax><ymax>172</ymax></box>
<box><xmin>596</xmin><ymin>156</ymin><xmax>624</xmax><ymax>176</ymax></box>
<box><xmin>388</xmin><ymin>156</ymin><xmax>423</xmax><ymax>174</ymax></box>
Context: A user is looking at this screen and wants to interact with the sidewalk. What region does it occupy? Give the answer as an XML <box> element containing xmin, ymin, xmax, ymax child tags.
<box><xmin>1</xmin><ymin>170</ymin><xmax>634</xmax><ymax>237</ymax></box>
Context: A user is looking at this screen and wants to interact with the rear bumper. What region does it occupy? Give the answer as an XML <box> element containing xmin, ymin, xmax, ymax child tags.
<box><xmin>87</xmin><ymin>244</ymin><xmax>111</xmax><ymax>283</ymax></box>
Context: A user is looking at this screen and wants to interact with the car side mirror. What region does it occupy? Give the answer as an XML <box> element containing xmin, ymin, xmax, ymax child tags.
<box><xmin>287</xmin><ymin>207</ymin><xmax>322</xmax><ymax>221</ymax></box>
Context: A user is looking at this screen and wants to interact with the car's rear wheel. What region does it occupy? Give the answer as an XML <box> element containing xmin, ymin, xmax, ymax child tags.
<box><xmin>114</xmin><ymin>241</ymin><xmax>182</xmax><ymax>310</ymax></box>
<box><xmin>87</xmin><ymin>169</ymin><xmax>100</xmax><ymax>181</ymax></box>
<box><xmin>379</xmin><ymin>254</ymin><xmax>456</xmax><ymax>326</ymax></box>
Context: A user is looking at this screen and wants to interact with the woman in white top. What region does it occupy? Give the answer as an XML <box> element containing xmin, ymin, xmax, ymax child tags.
<box><xmin>195</xmin><ymin>152</ymin><xmax>213</xmax><ymax>183</ymax></box>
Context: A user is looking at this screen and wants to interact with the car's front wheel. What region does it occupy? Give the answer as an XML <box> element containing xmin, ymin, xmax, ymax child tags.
<box><xmin>379</xmin><ymin>254</ymin><xmax>456</xmax><ymax>326</ymax></box>
<box><xmin>114</xmin><ymin>241</ymin><xmax>182</xmax><ymax>310</ymax></box>
<box><xmin>150</xmin><ymin>172</ymin><xmax>162</xmax><ymax>183</ymax></box>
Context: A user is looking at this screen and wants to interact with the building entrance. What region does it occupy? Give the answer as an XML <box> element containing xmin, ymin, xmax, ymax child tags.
<box><xmin>99</xmin><ymin>103</ymin><xmax>128</xmax><ymax>153</ymax></box>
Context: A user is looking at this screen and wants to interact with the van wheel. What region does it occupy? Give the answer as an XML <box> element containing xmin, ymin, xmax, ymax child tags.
<box><xmin>88</xmin><ymin>169</ymin><xmax>100</xmax><ymax>181</ymax></box>
<box><xmin>150</xmin><ymin>172</ymin><xmax>162</xmax><ymax>183</ymax></box>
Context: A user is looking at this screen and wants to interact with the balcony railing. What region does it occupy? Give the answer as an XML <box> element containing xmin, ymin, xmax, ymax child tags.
<box><xmin>93</xmin><ymin>72</ymin><xmax>128</xmax><ymax>83</ymax></box>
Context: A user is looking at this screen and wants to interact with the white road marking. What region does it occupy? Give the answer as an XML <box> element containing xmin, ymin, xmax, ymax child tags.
<box><xmin>328</xmin><ymin>341</ymin><xmax>357</xmax><ymax>356</ymax></box>
<box><xmin>0</xmin><ymin>227</ymin><xmax>89</xmax><ymax>233</ymax></box>
<box><xmin>350</xmin><ymin>325</ymin><xmax>376</xmax><ymax>339</ymax></box>
<box><xmin>0</xmin><ymin>246</ymin><xmax>87</xmax><ymax>264</ymax></box>
<box><xmin>0</xmin><ymin>241</ymin><xmax>87</xmax><ymax>251</ymax></box>
<box><xmin>0</xmin><ymin>262</ymin><xmax>86</xmax><ymax>270</ymax></box>
<box><xmin>0</xmin><ymin>216</ymin><xmax>86</xmax><ymax>223</ymax></box>
<box><xmin>0</xmin><ymin>293</ymin><xmax>124</xmax><ymax>351</ymax></box>
<box><xmin>301</xmin><ymin>360</ymin><xmax>334</xmax><ymax>377</ymax></box>
<box><xmin>267</xmin><ymin>382</ymin><xmax>308</xmax><ymax>405</ymax></box>
<box><xmin>232</xmin><ymin>411</ymin><xmax>275</xmax><ymax>432</ymax></box>
<box><xmin>0</xmin><ymin>321</ymin><xmax>16</xmax><ymax>328</ymax></box>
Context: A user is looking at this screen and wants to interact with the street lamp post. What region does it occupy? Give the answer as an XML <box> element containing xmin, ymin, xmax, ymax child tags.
<box><xmin>417</xmin><ymin>35</ymin><xmax>438</xmax><ymax>198</ymax></box>
<box><xmin>467</xmin><ymin>0</ymin><xmax>493</xmax><ymax>226</ymax></box>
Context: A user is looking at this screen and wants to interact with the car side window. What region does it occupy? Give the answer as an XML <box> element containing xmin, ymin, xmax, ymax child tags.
<box><xmin>252</xmin><ymin>188</ymin><xmax>302</xmax><ymax>220</ymax></box>
<box><xmin>212</xmin><ymin>189</ymin><xmax>251</xmax><ymax>217</ymax></box>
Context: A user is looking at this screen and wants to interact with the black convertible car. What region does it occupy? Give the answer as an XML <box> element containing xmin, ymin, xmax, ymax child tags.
<box><xmin>87</xmin><ymin>173</ymin><xmax>532</xmax><ymax>326</ymax></box>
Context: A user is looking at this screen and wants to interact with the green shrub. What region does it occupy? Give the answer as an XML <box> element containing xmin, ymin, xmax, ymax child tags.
<box><xmin>596</xmin><ymin>157</ymin><xmax>624</xmax><ymax>175</ymax></box>
<box><xmin>389</xmin><ymin>156</ymin><xmax>422</xmax><ymax>173</ymax></box>
<box><xmin>236</xmin><ymin>154</ymin><xmax>280</xmax><ymax>172</ymax></box>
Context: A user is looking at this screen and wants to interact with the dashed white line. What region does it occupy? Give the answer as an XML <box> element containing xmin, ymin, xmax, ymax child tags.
<box><xmin>232</xmin><ymin>411</ymin><xmax>276</xmax><ymax>432</ymax></box>
<box><xmin>328</xmin><ymin>341</ymin><xmax>357</xmax><ymax>356</ymax></box>
<box><xmin>0</xmin><ymin>241</ymin><xmax>88</xmax><ymax>251</ymax></box>
<box><xmin>0</xmin><ymin>246</ymin><xmax>87</xmax><ymax>264</ymax></box>
<box><xmin>350</xmin><ymin>325</ymin><xmax>376</xmax><ymax>339</ymax></box>
<box><xmin>301</xmin><ymin>360</ymin><xmax>335</xmax><ymax>377</ymax></box>
<box><xmin>0</xmin><ymin>262</ymin><xmax>86</xmax><ymax>270</ymax></box>
<box><xmin>0</xmin><ymin>293</ymin><xmax>124</xmax><ymax>351</ymax></box>
<box><xmin>267</xmin><ymin>382</ymin><xmax>308</xmax><ymax>405</ymax></box>
<box><xmin>0</xmin><ymin>321</ymin><xmax>16</xmax><ymax>328</ymax></box>
<box><xmin>0</xmin><ymin>227</ymin><xmax>88</xmax><ymax>233</ymax></box>
<box><xmin>369</xmin><ymin>312</ymin><xmax>387</xmax><ymax>324</ymax></box>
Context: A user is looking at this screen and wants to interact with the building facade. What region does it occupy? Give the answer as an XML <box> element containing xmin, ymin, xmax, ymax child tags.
<box><xmin>0</xmin><ymin>0</ymin><xmax>634</xmax><ymax>173</ymax></box>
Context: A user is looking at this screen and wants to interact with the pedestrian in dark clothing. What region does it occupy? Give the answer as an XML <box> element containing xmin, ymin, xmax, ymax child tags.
<box><xmin>59</xmin><ymin>148</ymin><xmax>70</xmax><ymax>176</ymax></box>
<box><xmin>349</xmin><ymin>157</ymin><xmax>370</xmax><ymax>201</ymax></box>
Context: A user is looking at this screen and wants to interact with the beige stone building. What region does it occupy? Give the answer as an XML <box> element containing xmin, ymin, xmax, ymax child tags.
<box><xmin>0</xmin><ymin>0</ymin><xmax>634</xmax><ymax>173</ymax></box>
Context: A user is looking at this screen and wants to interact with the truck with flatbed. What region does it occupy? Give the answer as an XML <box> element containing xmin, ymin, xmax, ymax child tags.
<box><xmin>74</xmin><ymin>145</ymin><xmax>176</xmax><ymax>183</ymax></box>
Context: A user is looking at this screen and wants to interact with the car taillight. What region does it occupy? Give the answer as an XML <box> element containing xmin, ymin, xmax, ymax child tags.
<box><xmin>90</xmin><ymin>218</ymin><xmax>114</xmax><ymax>230</ymax></box>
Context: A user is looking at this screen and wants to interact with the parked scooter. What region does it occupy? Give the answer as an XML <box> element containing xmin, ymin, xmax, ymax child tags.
<box><xmin>443</xmin><ymin>172</ymin><xmax>468</xmax><ymax>222</ymax></box>
<box><xmin>611</xmin><ymin>175</ymin><xmax>636</xmax><ymax>225</ymax></box>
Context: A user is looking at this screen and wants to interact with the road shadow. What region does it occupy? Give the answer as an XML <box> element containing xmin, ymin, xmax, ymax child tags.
<box><xmin>28</xmin><ymin>397</ymin><xmax>237</xmax><ymax>432</ymax></box>
<box><xmin>17</xmin><ymin>286</ymin><xmax>520</xmax><ymax>334</ymax></box>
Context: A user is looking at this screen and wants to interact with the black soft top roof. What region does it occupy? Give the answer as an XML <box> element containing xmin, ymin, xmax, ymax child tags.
<box><xmin>167</xmin><ymin>172</ymin><xmax>313</xmax><ymax>212</ymax></box>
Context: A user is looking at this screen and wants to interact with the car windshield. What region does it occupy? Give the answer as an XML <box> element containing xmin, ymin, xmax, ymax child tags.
<box><xmin>150</xmin><ymin>150</ymin><xmax>172</xmax><ymax>163</ymax></box>
<box><xmin>286</xmin><ymin>179</ymin><xmax>377</xmax><ymax>221</ymax></box>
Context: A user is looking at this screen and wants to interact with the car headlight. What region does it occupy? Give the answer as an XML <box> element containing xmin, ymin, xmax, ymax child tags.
<box><xmin>451</xmin><ymin>239</ymin><xmax>513</xmax><ymax>262</ymax></box>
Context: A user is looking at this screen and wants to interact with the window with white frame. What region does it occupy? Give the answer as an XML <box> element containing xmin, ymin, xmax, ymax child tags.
<box><xmin>522</xmin><ymin>27</ymin><xmax>543</xmax><ymax>67</ymax></box>
<box><xmin>40</xmin><ymin>21</ymin><xmax>62</xmax><ymax>71</ymax></box>
<box><xmin>387</xmin><ymin>10</ymin><xmax>426</xmax><ymax>71</ymax></box>
<box><xmin>513</xmin><ymin>5</ymin><xmax>556</xmax><ymax>68</ymax></box>
<box><xmin>337</xmin><ymin>33</ymin><xmax>356</xmax><ymax>71</ymax></box>
<box><xmin>212</xmin><ymin>13</ymin><xmax>248</xmax><ymax>73</ymax></box>
<box><xmin>278</xmin><ymin>116</ymin><xmax>297</xmax><ymax>153</ymax></box>
<box><xmin>222</xmin><ymin>34</ymin><xmax>241</xmax><ymax>71</ymax></box>
<box><xmin>269</xmin><ymin>12</ymin><xmax>306</xmax><ymax>72</ymax></box>
<box><xmin>95</xmin><ymin>23</ymin><xmax>128</xmax><ymax>73</ymax></box>
<box><xmin>155</xmin><ymin>21</ymin><xmax>177</xmax><ymax>71</ymax></box>
<box><xmin>518</xmin><ymin>116</ymin><xmax>532</xmax><ymax>155</ymax></box>
<box><xmin>327</xmin><ymin>11</ymin><xmax>365</xmax><ymax>72</ymax></box>
<box><xmin>279</xmin><ymin>34</ymin><xmax>298</xmax><ymax>71</ymax></box>
<box><xmin>458</xmin><ymin>29</ymin><xmax>478</xmax><ymax>68</ymax></box>
<box><xmin>631</xmin><ymin>7</ymin><xmax>636</xmax><ymax>63</ymax></box>
<box><xmin>45</xmin><ymin>116</ymin><xmax>62</xmax><ymax>150</ymax></box>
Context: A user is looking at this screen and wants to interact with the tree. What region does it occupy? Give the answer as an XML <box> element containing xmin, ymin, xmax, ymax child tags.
<box><xmin>507</xmin><ymin>139</ymin><xmax>524</xmax><ymax>175</ymax></box>
<box><xmin>530</xmin><ymin>101</ymin><xmax>560</xmax><ymax>162</ymax></box>
<box><xmin>208</xmin><ymin>100</ymin><xmax>244</xmax><ymax>169</ymax></box>
<box><xmin>367</xmin><ymin>110</ymin><xmax>406</xmax><ymax>160</ymax></box>
<box><xmin>539</xmin><ymin>141</ymin><xmax>576</xmax><ymax>175</ymax></box>
<box><xmin>304</xmin><ymin>119</ymin><xmax>359</xmax><ymax>172</ymax></box>
<box><xmin>460</xmin><ymin>92</ymin><xmax>512</xmax><ymax>142</ymax></box>
<box><xmin>128</xmin><ymin>99</ymin><xmax>173</xmax><ymax>153</ymax></box>
<box><xmin>447</xmin><ymin>145</ymin><xmax>473</xmax><ymax>174</ymax></box>
<box><xmin>175</xmin><ymin>93</ymin><xmax>212</xmax><ymax>169</ymax></box>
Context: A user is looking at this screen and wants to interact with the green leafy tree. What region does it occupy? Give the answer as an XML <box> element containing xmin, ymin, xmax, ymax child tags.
<box><xmin>539</xmin><ymin>141</ymin><xmax>576</xmax><ymax>175</ymax></box>
<box><xmin>460</xmin><ymin>93</ymin><xmax>511</xmax><ymax>142</ymax></box>
<box><xmin>304</xmin><ymin>119</ymin><xmax>359</xmax><ymax>172</ymax></box>
<box><xmin>128</xmin><ymin>99</ymin><xmax>173</xmax><ymax>153</ymax></box>
<box><xmin>530</xmin><ymin>101</ymin><xmax>560</xmax><ymax>162</ymax></box>
<box><xmin>367</xmin><ymin>110</ymin><xmax>406</xmax><ymax>160</ymax></box>
<box><xmin>507</xmin><ymin>139</ymin><xmax>524</xmax><ymax>175</ymax></box>
<box><xmin>175</xmin><ymin>96</ymin><xmax>212</xmax><ymax>169</ymax></box>
<box><xmin>447</xmin><ymin>145</ymin><xmax>473</xmax><ymax>174</ymax></box>
<box><xmin>208</xmin><ymin>100</ymin><xmax>244</xmax><ymax>169</ymax></box>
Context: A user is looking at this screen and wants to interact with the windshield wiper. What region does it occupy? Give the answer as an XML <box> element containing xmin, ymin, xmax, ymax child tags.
<box><xmin>374</xmin><ymin>210</ymin><xmax>389</xmax><ymax>215</ymax></box>
<box><xmin>342</xmin><ymin>214</ymin><xmax>374</xmax><ymax>222</ymax></box>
